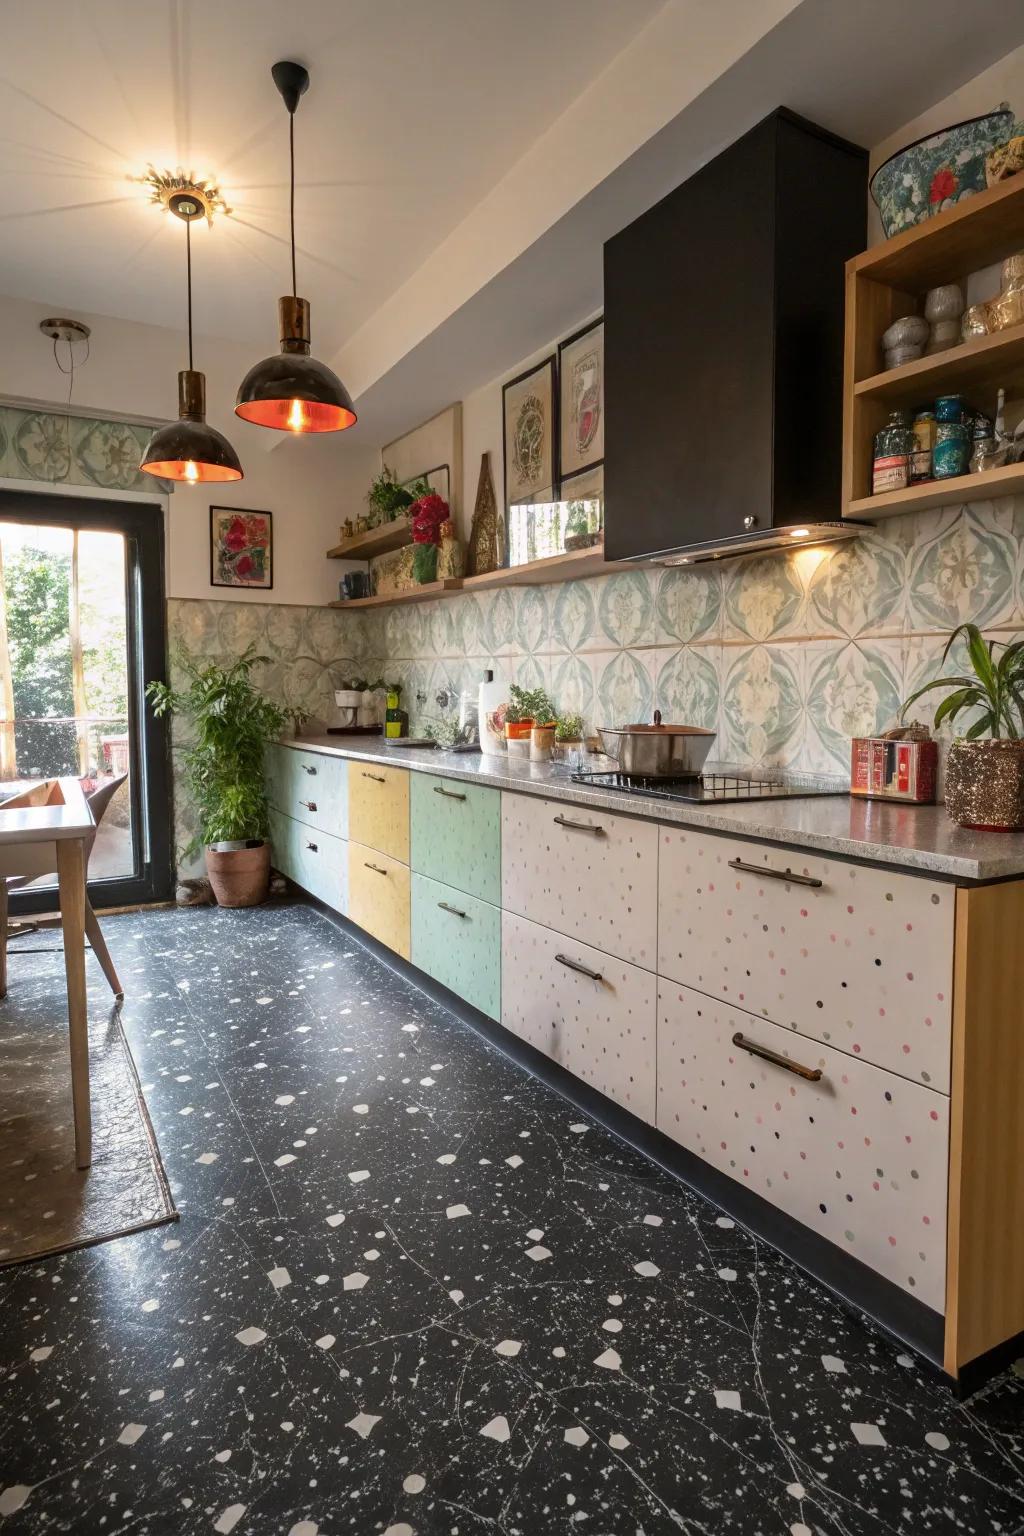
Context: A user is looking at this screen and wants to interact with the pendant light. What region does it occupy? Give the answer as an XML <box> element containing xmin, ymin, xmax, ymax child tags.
<box><xmin>234</xmin><ymin>61</ymin><xmax>357</xmax><ymax>434</ymax></box>
<box><xmin>140</xmin><ymin>192</ymin><xmax>243</xmax><ymax>483</ymax></box>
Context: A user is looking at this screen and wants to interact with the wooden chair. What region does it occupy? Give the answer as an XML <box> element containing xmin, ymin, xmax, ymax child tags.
<box><xmin>0</xmin><ymin>774</ymin><xmax>126</xmax><ymax>1001</ymax></box>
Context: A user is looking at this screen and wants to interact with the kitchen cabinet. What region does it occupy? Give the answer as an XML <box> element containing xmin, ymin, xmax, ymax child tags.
<box><xmin>603</xmin><ymin>108</ymin><xmax>867</xmax><ymax>560</ymax></box>
<box><xmin>502</xmin><ymin>910</ymin><xmax>657</xmax><ymax>1122</ymax></box>
<box><xmin>348</xmin><ymin>841</ymin><xmax>411</xmax><ymax>959</ymax></box>
<box><xmin>501</xmin><ymin>792</ymin><xmax>658</xmax><ymax>969</ymax></box>
<box><xmin>266</xmin><ymin>743</ymin><xmax>348</xmax><ymax>838</ymax></box>
<box><xmin>410</xmin><ymin>773</ymin><xmax>500</xmax><ymax>905</ymax></box>
<box><xmin>657</xmin><ymin>825</ymin><xmax>954</xmax><ymax>1091</ymax></box>
<box><xmin>348</xmin><ymin>761</ymin><xmax>409</xmax><ymax>863</ymax></box>
<box><xmin>656</xmin><ymin>981</ymin><xmax>949</xmax><ymax>1311</ymax></box>
<box><xmin>412</xmin><ymin>871</ymin><xmax>501</xmax><ymax>1020</ymax></box>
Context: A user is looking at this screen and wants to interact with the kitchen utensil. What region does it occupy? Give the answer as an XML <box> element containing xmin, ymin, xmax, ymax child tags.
<box><xmin>597</xmin><ymin>711</ymin><xmax>715</xmax><ymax>777</ymax></box>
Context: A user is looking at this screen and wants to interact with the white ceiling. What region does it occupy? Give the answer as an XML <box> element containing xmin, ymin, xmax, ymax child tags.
<box><xmin>0</xmin><ymin>0</ymin><xmax>663</xmax><ymax>355</ymax></box>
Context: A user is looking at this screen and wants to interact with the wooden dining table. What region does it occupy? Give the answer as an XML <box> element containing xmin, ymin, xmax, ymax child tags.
<box><xmin>0</xmin><ymin>778</ymin><xmax>95</xmax><ymax>1168</ymax></box>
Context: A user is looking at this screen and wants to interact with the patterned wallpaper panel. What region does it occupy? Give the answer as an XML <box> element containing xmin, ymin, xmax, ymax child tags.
<box><xmin>352</xmin><ymin>497</ymin><xmax>1024</xmax><ymax>776</ymax></box>
<box><xmin>0</xmin><ymin>405</ymin><xmax>172</xmax><ymax>494</ymax></box>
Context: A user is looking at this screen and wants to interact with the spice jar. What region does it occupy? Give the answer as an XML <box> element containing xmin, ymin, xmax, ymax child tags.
<box><xmin>872</xmin><ymin>410</ymin><xmax>913</xmax><ymax>494</ymax></box>
<box><xmin>911</xmin><ymin>411</ymin><xmax>936</xmax><ymax>483</ymax></box>
<box><xmin>934</xmin><ymin>421</ymin><xmax>971</xmax><ymax>479</ymax></box>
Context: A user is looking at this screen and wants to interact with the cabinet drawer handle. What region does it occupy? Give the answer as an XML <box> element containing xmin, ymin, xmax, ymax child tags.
<box><xmin>732</xmin><ymin>1031</ymin><xmax>822</xmax><ymax>1082</ymax></box>
<box><xmin>728</xmin><ymin>857</ymin><xmax>823</xmax><ymax>889</ymax></box>
<box><xmin>362</xmin><ymin>771</ymin><xmax>387</xmax><ymax>783</ymax></box>
<box><xmin>553</xmin><ymin>815</ymin><xmax>605</xmax><ymax>836</ymax></box>
<box><xmin>364</xmin><ymin>861</ymin><xmax>388</xmax><ymax>876</ymax></box>
<box><xmin>433</xmin><ymin>785</ymin><xmax>467</xmax><ymax>801</ymax></box>
<box><xmin>299</xmin><ymin>799</ymin><xmax>318</xmax><ymax>811</ymax></box>
<box><xmin>555</xmin><ymin>952</ymin><xmax>603</xmax><ymax>983</ymax></box>
<box><xmin>438</xmin><ymin>900</ymin><xmax>467</xmax><ymax>918</ymax></box>
<box><xmin>306</xmin><ymin>841</ymin><xmax>319</xmax><ymax>853</ymax></box>
<box><xmin>301</xmin><ymin>764</ymin><xmax>318</xmax><ymax>776</ymax></box>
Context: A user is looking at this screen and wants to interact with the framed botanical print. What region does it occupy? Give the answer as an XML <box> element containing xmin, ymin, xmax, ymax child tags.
<box><xmin>210</xmin><ymin>506</ymin><xmax>273</xmax><ymax>589</ymax></box>
<box><xmin>502</xmin><ymin>356</ymin><xmax>557</xmax><ymax>509</ymax></box>
<box><xmin>558</xmin><ymin>317</ymin><xmax>603</xmax><ymax>483</ymax></box>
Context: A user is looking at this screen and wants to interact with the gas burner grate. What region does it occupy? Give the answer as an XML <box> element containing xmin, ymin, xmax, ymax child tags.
<box><xmin>569</xmin><ymin>769</ymin><xmax>846</xmax><ymax>804</ymax></box>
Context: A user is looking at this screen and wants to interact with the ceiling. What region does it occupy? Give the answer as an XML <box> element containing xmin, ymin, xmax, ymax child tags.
<box><xmin>0</xmin><ymin>0</ymin><xmax>663</xmax><ymax>355</ymax></box>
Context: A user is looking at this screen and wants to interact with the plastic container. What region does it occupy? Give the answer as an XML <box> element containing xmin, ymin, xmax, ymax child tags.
<box><xmin>478</xmin><ymin>669</ymin><xmax>507</xmax><ymax>756</ymax></box>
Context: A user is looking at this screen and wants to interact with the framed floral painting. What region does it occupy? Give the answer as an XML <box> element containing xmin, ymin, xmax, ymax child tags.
<box><xmin>558</xmin><ymin>317</ymin><xmax>603</xmax><ymax>482</ymax></box>
<box><xmin>502</xmin><ymin>356</ymin><xmax>557</xmax><ymax>509</ymax></box>
<box><xmin>210</xmin><ymin>506</ymin><xmax>273</xmax><ymax>589</ymax></box>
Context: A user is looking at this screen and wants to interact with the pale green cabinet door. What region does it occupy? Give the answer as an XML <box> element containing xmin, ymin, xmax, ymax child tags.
<box><xmin>268</xmin><ymin>807</ymin><xmax>299</xmax><ymax>882</ymax></box>
<box><xmin>411</xmin><ymin>872</ymin><xmax>501</xmax><ymax>1021</ymax></box>
<box><xmin>273</xmin><ymin>747</ymin><xmax>349</xmax><ymax>839</ymax></box>
<box><xmin>410</xmin><ymin>773</ymin><xmax>500</xmax><ymax>905</ymax></box>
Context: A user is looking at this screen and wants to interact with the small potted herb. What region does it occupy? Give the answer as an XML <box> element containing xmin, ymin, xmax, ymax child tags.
<box><xmin>553</xmin><ymin>712</ymin><xmax>585</xmax><ymax>760</ymax></box>
<box><xmin>505</xmin><ymin>683</ymin><xmax>555</xmax><ymax>758</ymax></box>
<box><xmin>901</xmin><ymin>622</ymin><xmax>1024</xmax><ymax>830</ymax></box>
<box><xmin>367</xmin><ymin>466</ymin><xmax>414</xmax><ymax>527</ymax></box>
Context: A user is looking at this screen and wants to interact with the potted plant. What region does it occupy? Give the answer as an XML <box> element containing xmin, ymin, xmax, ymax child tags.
<box><xmin>409</xmin><ymin>492</ymin><xmax>450</xmax><ymax>583</ymax></box>
<box><xmin>505</xmin><ymin>683</ymin><xmax>555</xmax><ymax>758</ymax></box>
<box><xmin>366</xmin><ymin>466</ymin><xmax>414</xmax><ymax>527</ymax></box>
<box><xmin>146</xmin><ymin>646</ymin><xmax>285</xmax><ymax>906</ymax></box>
<box><xmin>553</xmin><ymin>712</ymin><xmax>585</xmax><ymax>760</ymax></box>
<box><xmin>901</xmin><ymin>622</ymin><xmax>1024</xmax><ymax>830</ymax></box>
<box><xmin>283</xmin><ymin>705</ymin><xmax>310</xmax><ymax>739</ymax></box>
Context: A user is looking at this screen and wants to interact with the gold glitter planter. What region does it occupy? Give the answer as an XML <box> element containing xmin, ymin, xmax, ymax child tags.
<box><xmin>945</xmin><ymin>739</ymin><xmax>1024</xmax><ymax>832</ymax></box>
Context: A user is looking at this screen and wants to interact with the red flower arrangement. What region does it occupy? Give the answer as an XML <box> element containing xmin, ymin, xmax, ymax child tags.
<box><xmin>929</xmin><ymin>165</ymin><xmax>957</xmax><ymax>206</ymax></box>
<box><xmin>410</xmin><ymin>492</ymin><xmax>450</xmax><ymax>545</ymax></box>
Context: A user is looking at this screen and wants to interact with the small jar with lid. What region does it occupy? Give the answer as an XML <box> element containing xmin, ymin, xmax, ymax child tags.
<box><xmin>910</xmin><ymin>411</ymin><xmax>936</xmax><ymax>483</ymax></box>
<box><xmin>872</xmin><ymin>410</ymin><xmax>913</xmax><ymax>495</ymax></box>
<box><xmin>935</xmin><ymin>394</ymin><xmax>965</xmax><ymax>423</ymax></box>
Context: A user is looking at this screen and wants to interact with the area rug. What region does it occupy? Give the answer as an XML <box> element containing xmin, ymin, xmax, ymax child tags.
<box><xmin>0</xmin><ymin>941</ymin><xmax>177</xmax><ymax>1265</ymax></box>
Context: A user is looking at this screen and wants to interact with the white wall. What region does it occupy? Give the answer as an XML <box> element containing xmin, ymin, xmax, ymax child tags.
<box><xmin>0</xmin><ymin>295</ymin><xmax>378</xmax><ymax>607</ymax></box>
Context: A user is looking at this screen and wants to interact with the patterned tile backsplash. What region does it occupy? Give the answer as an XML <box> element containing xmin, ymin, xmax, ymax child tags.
<box><xmin>166</xmin><ymin>495</ymin><xmax>1024</xmax><ymax>870</ymax></box>
<box><xmin>0</xmin><ymin>405</ymin><xmax>172</xmax><ymax>494</ymax></box>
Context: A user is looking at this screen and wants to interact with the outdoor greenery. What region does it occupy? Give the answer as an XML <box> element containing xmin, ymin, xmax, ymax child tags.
<box><xmin>505</xmin><ymin>682</ymin><xmax>556</xmax><ymax>725</ymax></box>
<box><xmin>146</xmin><ymin>645</ymin><xmax>285</xmax><ymax>857</ymax></box>
<box><xmin>902</xmin><ymin>623</ymin><xmax>1024</xmax><ymax>740</ymax></box>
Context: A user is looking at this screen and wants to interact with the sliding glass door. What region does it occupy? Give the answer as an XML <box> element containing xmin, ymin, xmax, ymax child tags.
<box><xmin>0</xmin><ymin>490</ymin><xmax>172</xmax><ymax>909</ymax></box>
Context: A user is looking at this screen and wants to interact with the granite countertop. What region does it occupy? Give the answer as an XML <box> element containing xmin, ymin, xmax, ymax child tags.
<box><xmin>280</xmin><ymin>734</ymin><xmax>1024</xmax><ymax>883</ymax></box>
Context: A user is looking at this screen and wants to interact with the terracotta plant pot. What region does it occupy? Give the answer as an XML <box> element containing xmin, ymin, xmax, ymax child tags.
<box><xmin>945</xmin><ymin>739</ymin><xmax>1024</xmax><ymax>831</ymax></box>
<box><xmin>205</xmin><ymin>840</ymin><xmax>271</xmax><ymax>907</ymax></box>
<box><xmin>505</xmin><ymin>720</ymin><xmax>534</xmax><ymax>741</ymax></box>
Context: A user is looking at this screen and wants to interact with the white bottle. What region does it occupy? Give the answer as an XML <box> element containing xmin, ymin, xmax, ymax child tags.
<box><xmin>478</xmin><ymin>669</ymin><xmax>507</xmax><ymax>755</ymax></box>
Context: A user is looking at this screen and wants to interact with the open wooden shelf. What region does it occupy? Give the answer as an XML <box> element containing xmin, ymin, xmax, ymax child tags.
<box><xmin>326</xmin><ymin>520</ymin><xmax>412</xmax><ymax>561</ymax></box>
<box><xmin>847</xmin><ymin>461</ymin><xmax>1024</xmax><ymax>520</ymax></box>
<box><xmin>464</xmin><ymin>543</ymin><xmax>637</xmax><ymax>590</ymax></box>
<box><xmin>854</xmin><ymin>327</ymin><xmax>1024</xmax><ymax>409</ymax></box>
<box><xmin>328</xmin><ymin>579</ymin><xmax>463</xmax><ymax>609</ymax></box>
<box><xmin>843</xmin><ymin>174</ymin><xmax>1024</xmax><ymax>518</ymax></box>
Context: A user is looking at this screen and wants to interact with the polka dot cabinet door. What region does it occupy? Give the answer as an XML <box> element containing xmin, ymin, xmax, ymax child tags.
<box><xmin>501</xmin><ymin>909</ymin><xmax>657</xmax><ymax>1122</ymax></box>
<box><xmin>656</xmin><ymin>983</ymin><xmax>949</xmax><ymax>1310</ymax></box>
<box><xmin>657</xmin><ymin>829</ymin><xmax>954</xmax><ymax>1092</ymax></box>
<box><xmin>501</xmin><ymin>793</ymin><xmax>658</xmax><ymax>970</ymax></box>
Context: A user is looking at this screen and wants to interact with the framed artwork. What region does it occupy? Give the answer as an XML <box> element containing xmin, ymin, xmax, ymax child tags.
<box><xmin>502</xmin><ymin>356</ymin><xmax>557</xmax><ymax>509</ymax></box>
<box><xmin>558</xmin><ymin>317</ymin><xmax>604</xmax><ymax>483</ymax></box>
<box><xmin>210</xmin><ymin>506</ymin><xmax>273</xmax><ymax>590</ymax></box>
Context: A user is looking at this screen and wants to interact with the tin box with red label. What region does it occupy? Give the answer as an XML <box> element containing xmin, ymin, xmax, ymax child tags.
<box><xmin>850</xmin><ymin>730</ymin><xmax>937</xmax><ymax>803</ymax></box>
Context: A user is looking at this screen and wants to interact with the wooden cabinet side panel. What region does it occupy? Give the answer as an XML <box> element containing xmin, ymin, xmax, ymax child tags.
<box><xmin>945</xmin><ymin>881</ymin><xmax>1024</xmax><ymax>1373</ymax></box>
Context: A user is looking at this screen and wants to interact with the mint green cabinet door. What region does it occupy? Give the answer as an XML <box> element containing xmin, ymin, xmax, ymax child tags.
<box><xmin>410</xmin><ymin>773</ymin><xmax>500</xmax><ymax>905</ymax></box>
<box><xmin>273</xmin><ymin>747</ymin><xmax>348</xmax><ymax>839</ymax></box>
<box><xmin>411</xmin><ymin>872</ymin><xmax>501</xmax><ymax>1021</ymax></box>
<box><xmin>268</xmin><ymin>807</ymin><xmax>299</xmax><ymax>882</ymax></box>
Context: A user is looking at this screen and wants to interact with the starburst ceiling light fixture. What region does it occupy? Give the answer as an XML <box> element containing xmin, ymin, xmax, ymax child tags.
<box><xmin>139</xmin><ymin>188</ymin><xmax>243</xmax><ymax>484</ymax></box>
<box><xmin>136</xmin><ymin>166</ymin><xmax>230</xmax><ymax>225</ymax></box>
<box><xmin>234</xmin><ymin>61</ymin><xmax>357</xmax><ymax>434</ymax></box>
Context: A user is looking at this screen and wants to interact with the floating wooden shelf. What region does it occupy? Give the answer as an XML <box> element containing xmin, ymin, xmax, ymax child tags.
<box><xmin>463</xmin><ymin>543</ymin><xmax>636</xmax><ymax>590</ymax></box>
<box><xmin>326</xmin><ymin>521</ymin><xmax>412</xmax><ymax>561</ymax></box>
<box><xmin>328</xmin><ymin>578</ymin><xmax>463</xmax><ymax>609</ymax></box>
<box><xmin>843</xmin><ymin>175</ymin><xmax>1024</xmax><ymax>517</ymax></box>
<box><xmin>847</xmin><ymin>462</ymin><xmax>1024</xmax><ymax>520</ymax></box>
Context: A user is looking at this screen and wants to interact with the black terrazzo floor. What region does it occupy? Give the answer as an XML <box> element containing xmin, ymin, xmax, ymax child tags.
<box><xmin>2</xmin><ymin>902</ymin><xmax>1024</xmax><ymax>1536</ymax></box>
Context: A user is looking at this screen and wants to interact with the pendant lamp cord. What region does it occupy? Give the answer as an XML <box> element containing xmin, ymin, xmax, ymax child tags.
<box><xmin>185</xmin><ymin>215</ymin><xmax>194</xmax><ymax>371</ymax></box>
<box><xmin>289</xmin><ymin>109</ymin><xmax>297</xmax><ymax>299</ymax></box>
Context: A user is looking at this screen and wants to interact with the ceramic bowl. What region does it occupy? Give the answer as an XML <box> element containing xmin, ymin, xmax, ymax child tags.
<box><xmin>870</xmin><ymin>105</ymin><xmax>1015</xmax><ymax>238</ymax></box>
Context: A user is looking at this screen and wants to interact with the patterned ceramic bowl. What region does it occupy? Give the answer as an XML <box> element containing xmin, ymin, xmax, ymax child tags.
<box><xmin>870</xmin><ymin>105</ymin><xmax>1015</xmax><ymax>238</ymax></box>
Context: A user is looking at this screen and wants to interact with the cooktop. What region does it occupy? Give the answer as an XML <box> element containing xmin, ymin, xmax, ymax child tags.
<box><xmin>569</xmin><ymin>770</ymin><xmax>848</xmax><ymax>804</ymax></box>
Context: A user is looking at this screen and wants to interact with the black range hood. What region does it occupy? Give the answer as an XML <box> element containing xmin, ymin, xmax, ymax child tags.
<box><xmin>603</xmin><ymin>108</ymin><xmax>870</xmax><ymax>564</ymax></box>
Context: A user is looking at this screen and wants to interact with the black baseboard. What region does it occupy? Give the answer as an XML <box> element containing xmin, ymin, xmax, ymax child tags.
<box><xmin>300</xmin><ymin>897</ymin><xmax>952</xmax><ymax>1380</ymax></box>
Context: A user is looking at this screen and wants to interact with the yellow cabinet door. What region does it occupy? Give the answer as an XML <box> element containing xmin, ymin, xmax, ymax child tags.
<box><xmin>348</xmin><ymin>841</ymin><xmax>411</xmax><ymax>959</ymax></box>
<box><xmin>348</xmin><ymin>762</ymin><xmax>410</xmax><ymax>862</ymax></box>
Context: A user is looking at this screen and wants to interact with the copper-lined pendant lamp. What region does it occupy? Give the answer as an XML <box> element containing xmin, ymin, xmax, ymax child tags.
<box><xmin>235</xmin><ymin>61</ymin><xmax>357</xmax><ymax>433</ymax></box>
<box><xmin>140</xmin><ymin>191</ymin><xmax>244</xmax><ymax>483</ymax></box>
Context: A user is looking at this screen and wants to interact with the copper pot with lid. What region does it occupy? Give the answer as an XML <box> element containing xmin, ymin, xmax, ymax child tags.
<box><xmin>598</xmin><ymin>710</ymin><xmax>716</xmax><ymax>777</ymax></box>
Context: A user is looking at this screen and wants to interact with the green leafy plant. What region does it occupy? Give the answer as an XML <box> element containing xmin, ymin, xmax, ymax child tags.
<box><xmin>367</xmin><ymin>467</ymin><xmax>414</xmax><ymax>523</ymax></box>
<box><xmin>505</xmin><ymin>682</ymin><xmax>556</xmax><ymax>725</ymax></box>
<box><xmin>555</xmin><ymin>712</ymin><xmax>584</xmax><ymax>742</ymax></box>
<box><xmin>146</xmin><ymin>645</ymin><xmax>285</xmax><ymax>857</ymax></box>
<box><xmin>901</xmin><ymin>623</ymin><xmax>1024</xmax><ymax>740</ymax></box>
